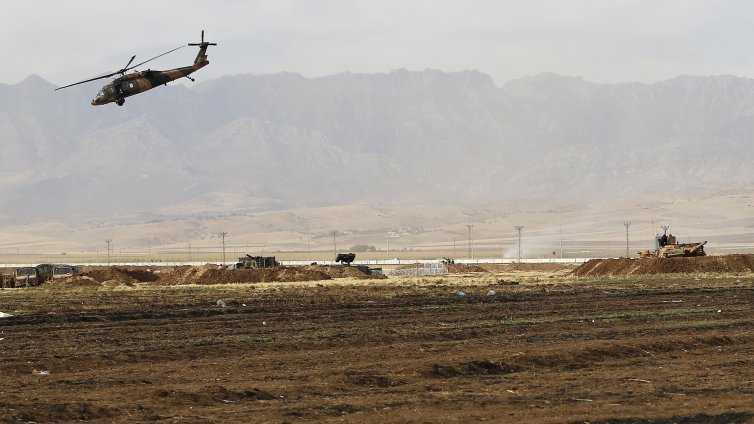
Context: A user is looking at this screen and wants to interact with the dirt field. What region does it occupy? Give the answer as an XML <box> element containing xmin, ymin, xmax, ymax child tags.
<box><xmin>1</xmin><ymin>264</ymin><xmax>753</xmax><ymax>423</ymax></box>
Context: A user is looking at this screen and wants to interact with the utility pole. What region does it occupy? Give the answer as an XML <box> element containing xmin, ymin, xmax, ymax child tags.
<box><xmin>331</xmin><ymin>230</ymin><xmax>337</xmax><ymax>259</ymax></box>
<box><xmin>466</xmin><ymin>224</ymin><xmax>474</xmax><ymax>259</ymax></box>
<box><xmin>105</xmin><ymin>238</ymin><xmax>112</xmax><ymax>265</ymax></box>
<box><xmin>515</xmin><ymin>225</ymin><xmax>524</xmax><ymax>262</ymax></box>
<box><xmin>386</xmin><ymin>232</ymin><xmax>390</xmax><ymax>261</ymax></box>
<box><xmin>624</xmin><ymin>221</ymin><xmax>632</xmax><ymax>258</ymax></box>
<box><xmin>219</xmin><ymin>232</ymin><xmax>227</xmax><ymax>264</ymax></box>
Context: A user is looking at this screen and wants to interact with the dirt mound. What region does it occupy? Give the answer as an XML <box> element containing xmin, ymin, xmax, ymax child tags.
<box><xmin>320</xmin><ymin>266</ymin><xmax>387</xmax><ymax>279</ymax></box>
<box><xmin>46</xmin><ymin>276</ymin><xmax>103</xmax><ymax>288</ymax></box>
<box><xmin>446</xmin><ymin>264</ymin><xmax>486</xmax><ymax>273</ymax></box>
<box><xmin>572</xmin><ymin>254</ymin><xmax>754</xmax><ymax>276</ymax></box>
<box><xmin>156</xmin><ymin>266</ymin><xmax>332</xmax><ymax>285</ymax></box>
<box><xmin>84</xmin><ymin>267</ymin><xmax>159</xmax><ymax>285</ymax></box>
<box><xmin>44</xmin><ymin>267</ymin><xmax>158</xmax><ymax>287</ymax></box>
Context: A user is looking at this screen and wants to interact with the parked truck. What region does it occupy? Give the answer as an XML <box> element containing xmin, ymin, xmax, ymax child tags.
<box><xmin>2</xmin><ymin>264</ymin><xmax>77</xmax><ymax>288</ymax></box>
<box><xmin>35</xmin><ymin>264</ymin><xmax>75</xmax><ymax>282</ymax></box>
<box><xmin>1</xmin><ymin>267</ymin><xmax>40</xmax><ymax>288</ymax></box>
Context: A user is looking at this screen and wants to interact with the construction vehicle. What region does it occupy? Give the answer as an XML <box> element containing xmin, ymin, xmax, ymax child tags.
<box><xmin>639</xmin><ymin>229</ymin><xmax>707</xmax><ymax>258</ymax></box>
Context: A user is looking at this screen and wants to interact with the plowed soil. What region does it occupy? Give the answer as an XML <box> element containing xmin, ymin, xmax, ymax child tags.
<box><xmin>1</xmin><ymin>270</ymin><xmax>753</xmax><ymax>423</ymax></box>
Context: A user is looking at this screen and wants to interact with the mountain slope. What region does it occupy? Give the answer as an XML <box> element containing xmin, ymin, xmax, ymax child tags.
<box><xmin>1</xmin><ymin>70</ymin><xmax>753</xmax><ymax>224</ymax></box>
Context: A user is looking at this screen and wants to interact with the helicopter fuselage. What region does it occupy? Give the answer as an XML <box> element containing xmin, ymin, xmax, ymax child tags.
<box><xmin>55</xmin><ymin>31</ymin><xmax>216</xmax><ymax>106</ymax></box>
<box><xmin>92</xmin><ymin>59</ymin><xmax>208</xmax><ymax>106</ymax></box>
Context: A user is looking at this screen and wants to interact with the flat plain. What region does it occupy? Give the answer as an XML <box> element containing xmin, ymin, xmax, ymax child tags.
<box><xmin>1</xmin><ymin>265</ymin><xmax>753</xmax><ymax>423</ymax></box>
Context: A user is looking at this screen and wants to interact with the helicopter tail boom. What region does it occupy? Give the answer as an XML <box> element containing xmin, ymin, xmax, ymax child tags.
<box><xmin>188</xmin><ymin>30</ymin><xmax>216</xmax><ymax>66</ymax></box>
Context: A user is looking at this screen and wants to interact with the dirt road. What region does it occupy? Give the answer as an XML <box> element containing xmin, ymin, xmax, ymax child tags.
<box><xmin>1</xmin><ymin>275</ymin><xmax>753</xmax><ymax>423</ymax></box>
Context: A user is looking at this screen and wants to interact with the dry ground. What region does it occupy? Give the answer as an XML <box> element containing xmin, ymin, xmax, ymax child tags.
<box><xmin>1</xmin><ymin>268</ymin><xmax>753</xmax><ymax>423</ymax></box>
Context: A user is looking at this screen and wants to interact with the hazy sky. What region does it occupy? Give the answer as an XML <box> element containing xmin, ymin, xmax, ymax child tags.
<box><xmin>4</xmin><ymin>0</ymin><xmax>754</xmax><ymax>87</ymax></box>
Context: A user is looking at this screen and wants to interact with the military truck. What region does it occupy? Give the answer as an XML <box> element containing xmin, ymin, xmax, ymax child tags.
<box><xmin>13</xmin><ymin>267</ymin><xmax>40</xmax><ymax>287</ymax></box>
<box><xmin>1</xmin><ymin>267</ymin><xmax>40</xmax><ymax>288</ymax></box>
<box><xmin>35</xmin><ymin>264</ymin><xmax>75</xmax><ymax>282</ymax></box>
<box><xmin>235</xmin><ymin>255</ymin><xmax>279</xmax><ymax>269</ymax></box>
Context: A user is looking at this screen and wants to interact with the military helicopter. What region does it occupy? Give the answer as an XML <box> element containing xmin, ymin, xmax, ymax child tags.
<box><xmin>55</xmin><ymin>31</ymin><xmax>216</xmax><ymax>106</ymax></box>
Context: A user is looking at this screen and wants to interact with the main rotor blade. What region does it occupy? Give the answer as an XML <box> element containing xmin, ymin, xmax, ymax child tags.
<box><xmin>54</xmin><ymin>45</ymin><xmax>185</xmax><ymax>91</ymax></box>
<box><xmin>54</xmin><ymin>72</ymin><xmax>118</xmax><ymax>91</ymax></box>
<box><xmin>117</xmin><ymin>55</ymin><xmax>136</xmax><ymax>74</ymax></box>
<box><xmin>127</xmin><ymin>45</ymin><xmax>185</xmax><ymax>71</ymax></box>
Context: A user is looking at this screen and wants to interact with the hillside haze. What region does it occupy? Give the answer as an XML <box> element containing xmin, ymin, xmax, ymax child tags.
<box><xmin>1</xmin><ymin>70</ymin><xmax>754</xmax><ymax>226</ymax></box>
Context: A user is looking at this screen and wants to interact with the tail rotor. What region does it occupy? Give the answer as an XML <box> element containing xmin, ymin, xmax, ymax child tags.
<box><xmin>189</xmin><ymin>30</ymin><xmax>216</xmax><ymax>65</ymax></box>
<box><xmin>189</xmin><ymin>30</ymin><xmax>217</xmax><ymax>49</ymax></box>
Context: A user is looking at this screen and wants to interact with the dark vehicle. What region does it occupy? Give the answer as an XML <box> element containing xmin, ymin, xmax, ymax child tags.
<box><xmin>335</xmin><ymin>253</ymin><xmax>356</xmax><ymax>265</ymax></box>
<box><xmin>35</xmin><ymin>264</ymin><xmax>54</xmax><ymax>282</ymax></box>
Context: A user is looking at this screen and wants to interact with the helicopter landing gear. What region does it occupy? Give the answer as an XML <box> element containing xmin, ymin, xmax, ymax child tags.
<box><xmin>116</xmin><ymin>98</ymin><xmax>125</xmax><ymax>106</ymax></box>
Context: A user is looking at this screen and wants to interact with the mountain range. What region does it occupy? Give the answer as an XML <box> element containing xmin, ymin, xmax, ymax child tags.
<box><xmin>1</xmin><ymin>70</ymin><xmax>754</xmax><ymax>226</ymax></box>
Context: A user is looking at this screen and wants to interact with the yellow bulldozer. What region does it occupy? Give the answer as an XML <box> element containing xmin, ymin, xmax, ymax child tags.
<box><xmin>639</xmin><ymin>230</ymin><xmax>707</xmax><ymax>258</ymax></box>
